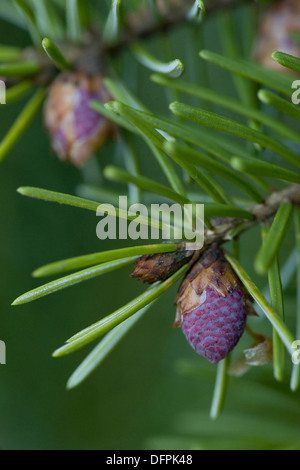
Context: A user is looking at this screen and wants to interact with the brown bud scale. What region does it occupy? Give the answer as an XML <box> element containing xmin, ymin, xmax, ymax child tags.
<box><xmin>131</xmin><ymin>247</ymin><xmax>195</xmax><ymax>284</ymax></box>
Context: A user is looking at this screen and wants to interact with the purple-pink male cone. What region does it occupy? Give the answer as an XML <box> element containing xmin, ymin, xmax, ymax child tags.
<box><xmin>253</xmin><ymin>0</ymin><xmax>300</xmax><ymax>73</ymax></box>
<box><xmin>44</xmin><ymin>70</ymin><xmax>115</xmax><ymax>167</ymax></box>
<box><xmin>174</xmin><ymin>247</ymin><xmax>249</xmax><ymax>364</ymax></box>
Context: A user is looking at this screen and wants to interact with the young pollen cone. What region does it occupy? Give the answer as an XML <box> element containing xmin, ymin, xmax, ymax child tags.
<box><xmin>44</xmin><ymin>70</ymin><xmax>116</xmax><ymax>167</ymax></box>
<box><xmin>254</xmin><ymin>0</ymin><xmax>300</xmax><ymax>72</ymax></box>
<box><xmin>174</xmin><ymin>245</ymin><xmax>253</xmax><ymax>364</ymax></box>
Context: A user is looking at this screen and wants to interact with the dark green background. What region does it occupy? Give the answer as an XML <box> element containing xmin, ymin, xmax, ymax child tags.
<box><xmin>0</xmin><ymin>2</ymin><xmax>299</xmax><ymax>450</ymax></box>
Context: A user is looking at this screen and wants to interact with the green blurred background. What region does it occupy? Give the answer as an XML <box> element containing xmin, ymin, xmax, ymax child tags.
<box><xmin>0</xmin><ymin>1</ymin><xmax>299</xmax><ymax>450</ymax></box>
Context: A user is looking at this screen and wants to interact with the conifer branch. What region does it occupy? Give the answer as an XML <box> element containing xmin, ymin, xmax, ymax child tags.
<box><xmin>206</xmin><ymin>184</ymin><xmax>300</xmax><ymax>246</ymax></box>
<box><xmin>106</xmin><ymin>0</ymin><xmax>251</xmax><ymax>55</ymax></box>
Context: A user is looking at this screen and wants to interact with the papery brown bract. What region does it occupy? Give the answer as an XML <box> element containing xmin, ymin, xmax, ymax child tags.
<box><xmin>228</xmin><ymin>335</ymin><xmax>273</xmax><ymax>377</ymax></box>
